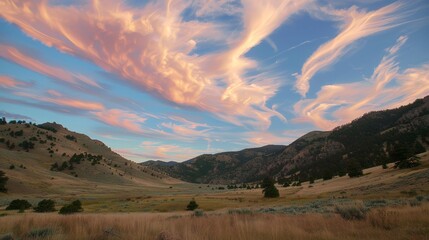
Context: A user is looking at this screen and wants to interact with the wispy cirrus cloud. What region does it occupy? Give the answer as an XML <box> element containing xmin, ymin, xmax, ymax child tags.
<box><xmin>14</xmin><ymin>91</ymin><xmax>105</xmax><ymax>111</ymax></box>
<box><xmin>0</xmin><ymin>75</ymin><xmax>31</xmax><ymax>88</ymax></box>
<box><xmin>294</xmin><ymin>35</ymin><xmax>429</xmax><ymax>130</ymax></box>
<box><xmin>0</xmin><ymin>45</ymin><xmax>101</xmax><ymax>88</ymax></box>
<box><xmin>0</xmin><ymin>0</ymin><xmax>309</xmax><ymax>130</ymax></box>
<box><xmin>0</xmin><ymin>110</ymin><xmax>34</xmax><ymax>121</ymax></box>
<box><xmin>295</xmin><ymin>1</ymin><xmax>408</xmax><ymax>96</ymax></box>
<box><xmin>116</xmin><ymin>141</ymin><xmax>222</xmax><ymax>162</ymax></box>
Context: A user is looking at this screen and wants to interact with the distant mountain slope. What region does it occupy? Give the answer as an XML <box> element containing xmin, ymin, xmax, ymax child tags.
<box><xmin>0</xmin><ymin>121</ymin><xmax>178</xmax><ymax>194</ymax></box>
<box><xmin>144</xmin><ymin>96</ymin><xmax>429</xmax><ymax>184</ymax></box>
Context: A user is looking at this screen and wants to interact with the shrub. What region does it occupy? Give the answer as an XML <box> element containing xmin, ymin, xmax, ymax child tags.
<box><xmin>335</xmin><ymin>201</ymin><xmax>366</xmax><ymax>220</ymax></box>
<box><xmin>193</xmin><ymin>209</ymin><xmax>204</xmax><ymax>217</ymax></box>
<box><xmin>186</xmin><ymin>200</ymin><xmax>198</xmax><ymax>211</ymax></box>
<box><xmin>34</xmin><ymin>199</ymin><xmax>56</xmax><ymax>212</ymax></box>
<box><xmin>0</xmin><ymin>170</ymin><xmax>8</xmax><ymax>192</ymax></box>
<box><xmin>27</xmin><ymin>228</ymin><xmax>54</xmax><ymax>238</ymax></box>
<box><xmin>368</xmin><ymin>209</ymin><xmax>398</xmax><ymax>230</ymax></box>
<box><xmin>6</xmin><ymin>199</ymin><xmax>32</xmax><ymax>210</ymax></box>
<box><xmin>59</xmin><ymin>200</ymin><xmax>83</xmax><ymax>215</ymax></box>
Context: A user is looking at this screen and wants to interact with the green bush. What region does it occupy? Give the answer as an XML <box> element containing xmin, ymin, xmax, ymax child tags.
<box><xmin>59</xmin><ymin>200</ymin><xmax>83</xmax><ymax>215</ymax></box>
<box><xmin>186</xmin><ymin>200</ymin><xmax>198</xmax><ymax>211</ymax></box>
<box><xmin>6</xmin><ymin>199</ymin><xmax>32</xmax><ymax>210</ymax></box>
<box><xmin>34</xmin><ymin>199</ymin><xmax>56</xmax><ymax>212</ymax></box>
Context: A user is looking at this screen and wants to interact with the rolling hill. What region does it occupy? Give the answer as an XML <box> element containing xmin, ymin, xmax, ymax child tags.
<box><xmin>0</xmin><ymin>121</ymin><xmax>179</xmax><ymax>196</ymax></box>
<box><xmin>144</xmin><ymin>96</ymin><xmax>429</xmax><ymax>184</ymax></box>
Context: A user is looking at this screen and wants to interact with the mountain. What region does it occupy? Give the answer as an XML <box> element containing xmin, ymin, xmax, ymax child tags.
<box><xmin>143</xmin><ymin>96</ymin><xmax>429</xmax><ymax>184</ymax></box>
<box><xmin>0</xmin><ymin>120</ymin><xmax>178</xmax><ymax>195</ymax></box>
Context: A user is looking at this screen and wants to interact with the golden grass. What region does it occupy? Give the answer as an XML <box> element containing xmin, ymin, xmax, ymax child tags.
<box><xmin>1</xmin><ymin>204</ymin><xmax>428</xmax><ymax>240</ymax></box>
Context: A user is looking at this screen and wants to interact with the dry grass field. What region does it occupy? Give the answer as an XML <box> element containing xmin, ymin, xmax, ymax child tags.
<box><xmin>1</xmin><ymin>203</ymin><xmax>428</xmax><ymax>240</ymax></box>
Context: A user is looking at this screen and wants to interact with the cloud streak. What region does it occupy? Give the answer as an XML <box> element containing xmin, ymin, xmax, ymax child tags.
<box><xmin>0</xmin><ymin>75</ymin><xmax>31</xmax><ymax>88</ymax></box>
<box><xmin>0</xmin><ymin>0</ymin><xmax>309</xmax><ymax>130</ymax></box>
<box><xmin>295</xmin><ymin>2</ymin><xmax>407</xmax><ymax>96</ymax></box>
<box><xmin>0</xmin><ymin>45</ymin><xmax>101</xmax><ymax>88</ymax></box>
<box><xmin>294</xmin><ymin>35</ymin><xmax>429</xmax><ymax>130</ymax></box>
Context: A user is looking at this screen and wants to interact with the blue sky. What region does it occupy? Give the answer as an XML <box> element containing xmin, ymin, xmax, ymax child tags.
<box><xmin>0</xmin><ymin>0</ymin><xmax>428</xmax><ymax>162</ymax></box>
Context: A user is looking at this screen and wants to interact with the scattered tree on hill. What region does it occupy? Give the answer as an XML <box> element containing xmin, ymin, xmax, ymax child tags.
<box><xmin>19</xmin><ymin>140</ymin><xmax>35</xmax><ymax>151</ymax></box>
<box><xmin>186</xmin><ymin>199</ymin><xmax>198</xmax><ymax>211</ymax></box>
<box><xmin>0</xmin><ymin>170</ymin><xmax>8</xmax><ymax>192</ymax></box>
<box><xmin>391</xmin><ymin>145</ymin><xmax>408</xmax><ymax>162</ymax></box>
<box><xmin>347</xmin><ymin>160</ymin><xmax>363</xmax><ymax>178</ymax></box>
<box><xmin>322</xmin><ymin>169</ymin><xmax>333</xmax><ymax>180</ymax></box>
<box><xmin>394</xmin><ymin>156</ymin><xmax>421</xmax><ymax>169</ymax></box>
<box><xmin>261</xmin><ymin>176</ymin><xmax>279</xmax><ymax>198</ymax></box>
<box><xmin>34</xmin><ymin>199</ymin><xmax>56</xmax><ymax>212</ymax></box>
<box><xmin>0</xmin><ymin>117</ymin><xmax>6</xmax><ymax>125</ymax></box>
<box><xmin>6</xmin><ymin>199</ymin><xmax>32</xmax><ymax>210</ymax></box>
<box><xmin>59</xmin><ymin>200</ymin><xmax>83</xmax><ymax>215</ymax></box>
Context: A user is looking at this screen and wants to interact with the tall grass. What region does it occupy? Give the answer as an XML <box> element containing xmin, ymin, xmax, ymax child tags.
<box><xmin>0</xmin><ymin>204</ymin><xmax>428</xmax><ymax>240</ymax></box>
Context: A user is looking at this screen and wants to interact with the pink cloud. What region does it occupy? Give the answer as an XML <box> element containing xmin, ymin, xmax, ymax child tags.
<box><xmin>15</xmin><ymin>91</ymin><xmax>105</xmax><ymax>111</ymax></box>
<box><xmin>92</xmin><ymin>109</ymin><xmax>148</xmax><ymax>134</ymax></box>
<box><xmin>294</xmin><ymin>35</ymin><xmax>429</xmax><ymax>130</ymax></box>
<box><xmin>245</xmin><ymin>131</ymin><xmax>296</xmax><ymax>146</ymax></box>
<box><xmin>0</xmin><ymin>45</ymin><xmax>100</xmax><ymax>88</ymax></box>
<box><xmin>295</xmin><ymin>2</ymin><xmax>407</xmax><ymax>96</ymax></box>
<box><xmin>0</xmin><ymin>76</ymin><xmax>30</xmax><ymax>88</ymax></box>
<box><xmin>0</xmin><ymin>0</ymin><xmax>309</xmax><ymax>129</ymax></box>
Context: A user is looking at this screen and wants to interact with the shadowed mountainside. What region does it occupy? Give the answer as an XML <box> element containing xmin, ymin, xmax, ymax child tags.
<box><xmin>144</xmin><ymin>96</ymin><xmax>429</xmax><ymax>184</ymax></box>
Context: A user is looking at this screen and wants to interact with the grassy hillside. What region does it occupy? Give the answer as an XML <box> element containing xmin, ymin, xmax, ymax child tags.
<box><xmin>0</xmin><ymin>121</ymin><xmax>181</xmax><ymax>197</ymax></box>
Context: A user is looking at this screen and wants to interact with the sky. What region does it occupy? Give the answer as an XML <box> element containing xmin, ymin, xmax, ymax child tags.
<box><xmin>0</xmin><ymin>0</ymin><xmax>428</xmax><ymax>162</ymax></box>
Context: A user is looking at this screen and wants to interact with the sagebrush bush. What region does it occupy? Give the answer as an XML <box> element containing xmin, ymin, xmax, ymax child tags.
<box><xmin>335</xmin><ymin>201</ymin><xmax>366</xmax><ymax>220</ymax></box>
<box><xmin>368</xmin><ymin>209</ymin><xmax>398</xmax><ymax>230</ymax></box>
<box><xmin>193</xmin><ymin>209</ymin><xmax>204</xmax><ymax>217</ymax></box>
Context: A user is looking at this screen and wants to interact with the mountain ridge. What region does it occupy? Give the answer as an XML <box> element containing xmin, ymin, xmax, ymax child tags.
<box><xmin>143</xmin><ymin>96</ymin><xmax>429</xmax><ymax>184</ymax></box>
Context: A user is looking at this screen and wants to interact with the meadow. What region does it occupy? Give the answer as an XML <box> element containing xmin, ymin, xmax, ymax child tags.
<box><xmin>1</xmin><ymin>153</ymin><xmax>428</xmax><ymax>239</ymax></box>
<box><xmin>1</xmin><ymin>203</ymin><xmax>429</xmax><ymax>240</ymax></box>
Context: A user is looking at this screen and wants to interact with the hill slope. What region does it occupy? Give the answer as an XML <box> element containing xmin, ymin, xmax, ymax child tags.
<box><xmin>144</xmin><ymin>96</ymin><xmax>429</xmax><ymax>184</ymax></box>
<box><xmin>0</xmin><ymin>121</ymin><xmax>179</xmax><ymax>195</ymax></box>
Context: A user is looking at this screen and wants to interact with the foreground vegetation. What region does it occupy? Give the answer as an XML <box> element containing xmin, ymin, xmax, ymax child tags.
<box><xmin>1</xmin><ymin>203</ymin><xmax>428</xmax><ymax>240</ymax></box>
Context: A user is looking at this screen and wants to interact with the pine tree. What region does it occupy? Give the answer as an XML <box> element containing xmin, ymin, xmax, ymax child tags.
<box><xmin>261</xmin><ymin>176</ymin><xmax>279</xmax><ymax>198</ymax></box>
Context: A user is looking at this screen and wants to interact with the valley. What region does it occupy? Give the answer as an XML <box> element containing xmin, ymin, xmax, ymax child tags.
<box><xmin>1</xmin><ymin>97</ymin><xmax>429</xmax><ymax>239</ymax></box>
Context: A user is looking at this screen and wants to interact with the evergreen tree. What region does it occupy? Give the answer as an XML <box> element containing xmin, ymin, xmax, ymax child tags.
<box><xmin>186</xmin><ymin>199</ymin><xmax>198</xmax><ymax>211</ymax></box>
<box><xmin>347</xmin><ymin>160</ymin><xmax>363</xmax><ymax>178</ymax></box>
<box><xmin>261</xmin><ymin>176</ymin><xmax>279</xmax><ymax>198</ymax></box>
